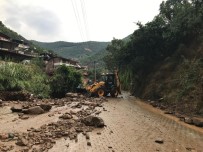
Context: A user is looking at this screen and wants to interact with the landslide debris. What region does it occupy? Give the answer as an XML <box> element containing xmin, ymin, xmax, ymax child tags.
<box><xmin>0</xmin><ymin>93</ymin><xmax>107</xmax><ymax>151</ymax></box>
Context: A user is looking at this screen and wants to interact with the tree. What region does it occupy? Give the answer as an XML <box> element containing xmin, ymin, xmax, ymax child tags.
<box><xmin>50</xmin><ymin>65</ymin><xmax>82</xmax><ymax>98</ymax></box>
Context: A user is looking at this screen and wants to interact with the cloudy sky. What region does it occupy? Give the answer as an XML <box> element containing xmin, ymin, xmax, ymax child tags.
<box><xmin>0</xmin><ymin>0</ymin><xmax>164</xmax><ymax>42</ymax></box>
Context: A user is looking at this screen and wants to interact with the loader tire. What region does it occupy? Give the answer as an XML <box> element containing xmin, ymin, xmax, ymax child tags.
<box><xmin>97</xmin><ymin>88</ymin><xmax>105</xmax><ymax>97</ymax></box>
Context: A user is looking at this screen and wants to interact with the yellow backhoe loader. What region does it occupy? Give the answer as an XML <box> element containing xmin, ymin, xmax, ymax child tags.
<box><xmin>85</xmin><ymin>70</ymin><xmax>121</xmax><ymax>97</ymax></box>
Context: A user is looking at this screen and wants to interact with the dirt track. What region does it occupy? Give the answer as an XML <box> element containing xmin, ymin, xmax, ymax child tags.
<box><xmin>0</xmin><ymin>93</ymin><xmax>203</xmax><ymax>152</ymax></box>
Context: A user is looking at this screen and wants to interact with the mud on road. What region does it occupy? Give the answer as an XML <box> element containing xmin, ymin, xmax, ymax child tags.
<box><xmin>0</xmin><ymin>93</ymin><xmax>203</xmax><ymax>152</ymax></box>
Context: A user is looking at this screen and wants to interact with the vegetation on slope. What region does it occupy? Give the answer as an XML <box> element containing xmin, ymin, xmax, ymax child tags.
<box><xmin>0</xmin><ymin>21</ymin><xmax>26</xmax><ymax>41</ymax></box>
<box><xmin>0</xmin><ymin>60</ymin><xmax>82</xmax><ymax>99</ymax></box>
<box><xmin>0</xmin><ymin>21</ymin><xmax>45</xmax><ymax>54</ymax></box>
<box><xmin>0</xmin><ymin>61</ymin><xmax>50</xmax><ymax>98</ymax></box>
<box><xmin>31</xmin><ymin>40</ymin><xmax>110</xmax><ymax>60</ymax></box>
<box><xmin>104</xmin><ymin>0</ymin><xmax>203</xmax><ymax>115</ymax></box>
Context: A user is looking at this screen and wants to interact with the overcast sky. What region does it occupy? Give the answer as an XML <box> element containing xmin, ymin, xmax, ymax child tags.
<box><xmin>0</xmin><ymin>0</ymin><xmax>164</xmax><ymax>42</ymax></box>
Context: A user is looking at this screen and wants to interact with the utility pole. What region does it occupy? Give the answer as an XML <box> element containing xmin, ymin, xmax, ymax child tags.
<box><xmin>94</xmin><ymin>61</ymin><xmax>96</xmax><ymax>82</ymax></box>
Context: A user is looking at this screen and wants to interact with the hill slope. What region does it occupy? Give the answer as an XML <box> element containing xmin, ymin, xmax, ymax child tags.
<box><xmin>0</xmin><ymin>21</ymin><xmax>27</xmax><ymax>41</ymax></box>
<box><xmin>103</xmin><ymin>0</ymin><xmax>203</xmax><ymax>116</ymax></box>
<box><xmin>0</xmin><ymin>21</ymin><xmax>44</xmax><ymax>53</ymax></box>
<box><xmin>31</xmin><ymin>40</ymin><xmax>110</xmax><ymax>60</ymax></box>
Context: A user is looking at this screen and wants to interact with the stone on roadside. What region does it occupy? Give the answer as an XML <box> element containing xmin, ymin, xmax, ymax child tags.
<box><xmin>85</xmin><ymin>133</ymin><xmax>90</xmax><ymax>139</ymax></box>
<box><xmin>59</xmin><ymin>113</ymin><xmax>72</xmax><ymax>119</ymax></box>
<box><xmin>155</xmin><ymin>138</ymin><xmax>164</xmax><ymax>144</ymax></box>
<box><xmin>22</xmin><ymin>106</ymin><xmax>44</xmax><ymax>115</ymax></box>
<box><xmin>192</xmin><ymin>118</ymin><xmax>203</xmax><ymax>127</ymax></box>
<box><xmin>184</xmin><ymin>117</ymin><xmax>193</xmax><ymax>124</ymax></box>
<box><xmin>40</xmin><ymin>104</ymin><xmax>52</xmax><ymax>111</ymax></box>
<box><xmin>11</xmin><ymin>105</ymin><xmax>23</xmax><ymax>112</ymax></box>
<box><xmin>82</xmin><ymin>116</ymin><xmax>105</xmax><ymax>127</ymax></box>
<box><xmin>87</xmin><ymin>141</ymin><xmax>91</xmax><ymax>146</ymax></box>
<box><xmin>16</xmin><ymin>137</ymin><xmax>28</xmax><ymax>146</ymax></box>
<box><xmin>20</xmin><ymin>115</ymin><xmax>29</xmax><ymax>120</ymax></box>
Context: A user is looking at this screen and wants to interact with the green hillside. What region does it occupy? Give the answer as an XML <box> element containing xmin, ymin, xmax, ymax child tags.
<box><xmin>80</xmin><ymin>35</ymin><xmax>132</xmax><ymax>71</ymax></box>
<box><xmin>0</xmin><ymin>21</ymin><xmax>27</xmax><ymax>41</ymax></box>
<box><xmin>31</xmin><ymin>40</ymin><xmax>110</xmax><ymax>61</ymax></box>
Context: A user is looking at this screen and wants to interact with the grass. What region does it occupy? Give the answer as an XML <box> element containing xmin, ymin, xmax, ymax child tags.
<box><xmin>0</xmin><ymin>61</ymin><xmax>50</xmax><ymax>98</ymax></box>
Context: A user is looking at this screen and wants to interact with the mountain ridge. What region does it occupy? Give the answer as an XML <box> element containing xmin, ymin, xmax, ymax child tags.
<box><xmin>31</xmin><ymin>40</ymin><xmax>110</xmax><ymax>61</ymax></box>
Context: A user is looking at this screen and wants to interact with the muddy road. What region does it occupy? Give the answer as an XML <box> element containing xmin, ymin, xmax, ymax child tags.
<box><xmin>0</xmin><ymin>93</ymin><xmax>203</xmax><ymax>152</ymax></box>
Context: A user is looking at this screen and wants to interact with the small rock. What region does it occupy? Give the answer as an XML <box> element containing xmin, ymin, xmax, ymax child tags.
<box><xmin>184</xmin><ymin>117</ymin><xmax>193</xmax><ymax>124</ymax></box>
<box><xmin>186</xmin><ymin>147</ymin><xmax>195</xmax><ymax>151</ymax></box>
<box><xmin>95</xmin><ymin>111</ymin><xmax>101</xmax><ymax>115</ymax></box>
<box><xmin>40</xmin><ymin>104</ymin><xmax>52</xmax><ymax>111</ymax></box>
<box><xmin>103</xmin><ymin>108</ymin><xmax>107</xmax><ymax>111</ymax></box>
<box><xmin>155</xmin><ymin>138</ymin><xmax>164</xmax><ymax>144</ymax></box>
<box><xmin>86</xmin><ymin>134</ymin><xmax>90</xmax><ymax>139</ymax></box>
<box><xmin>59</xmin><ymin>113</ymin><xmax>72</xmax><ymax>119</ymax></box>
<box><xmin>82</xmin><ymin>116</ymin><xmax>105</xmax><ymax>127</ymax></box>
<box><xmin>22</xmin><ymin>106</ymin><xmax>44</xmax><ymax>115</ymax></box>
<box><xmin>97</xmin><ymin>132</ymin><xmax>101</xmax><ymax>135</ymax></box>
<box><xmin>87</xmin><ymin>141</ymin><xmax>91</xmax><ymax>146</ymax></box>
<box><xmin>11</xmin><ymin>105</ymin><xmax>23</xmax><ymax>112</ymax></box>
<box><xmin>192</xmin><ymin>118</ymin><xmax>203</xmax><ymax>127</ymax></box>
<box><xmin>8</xmin><ymin>133</ymin><xmax>15</xmax><ymax>139</ymax></box>
<box><xmin>16</xmin><ymin>137</ymin><xmax>28</xmax><ymax>146</ymax></box>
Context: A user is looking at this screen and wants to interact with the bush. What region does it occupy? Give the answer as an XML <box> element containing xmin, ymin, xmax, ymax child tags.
<box><xmin>0</xmin><ymin>62</ymin><xmax>50</xmax><ymax>98</ymax></box>
<box><xmin>50</xmin><ymin>65</ymin><xmax>82</xmax><ymax>98</ymax></box>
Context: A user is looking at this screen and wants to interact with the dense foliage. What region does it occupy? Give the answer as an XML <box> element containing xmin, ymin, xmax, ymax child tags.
<box><xmin>50</xmin><ymin>65</ymin><xmax>82</xmax><ymax>98</ymax></box>
<box><xmin>104</xmin><ymin>0</ymin><xmax>203</xmax><ymax>92</ymax></box>
<box><xmin>0</xmin><ymin>61</ymin><xmax>50</xmax><ymax>98</ymax></box>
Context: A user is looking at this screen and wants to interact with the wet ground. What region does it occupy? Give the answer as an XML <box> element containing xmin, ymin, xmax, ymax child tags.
<box><xmin>0</xmin><ymin>93</ymin><xmax>203</xmax><ymax>152</ymax></box>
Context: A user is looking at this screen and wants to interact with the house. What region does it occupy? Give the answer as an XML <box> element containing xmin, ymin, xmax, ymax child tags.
<box><xmin>0</xmin><ymin>32</ymin><xmax>18</xmax><ymax>51</ymax></box>
<box><xmin>41</xmin><ymin>53</ymin><xmax>81</xmax><ymax>74</ymax></box>
<box><xmin>0</xmin><ymin>32</ymin><xmax>36</xmax><ymax>61</ymax></box>
<box><xmin>12</xmin><ymin>39</ymin><xmax>30</xmax><ymax>53</ymax></box>
<box><xmin>0</xmin><ymin>32</ymin><xmax>10</xmax><ymax>41</ymax></box>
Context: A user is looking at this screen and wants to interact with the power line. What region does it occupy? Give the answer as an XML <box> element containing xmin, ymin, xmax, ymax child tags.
<box><xmin>70</xmin><ymin>0</ymin><xmax>90</xmax><ymax>51</ymax></box>
<box><xmin>80</xmin><ymin>0</ymin><xmax>90</xmax><ymax>41</ymax></box>
<box><xmin>70</xmin><ymin>0</ymin><xmax>85</xmax><ymax>42</ymax></box>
